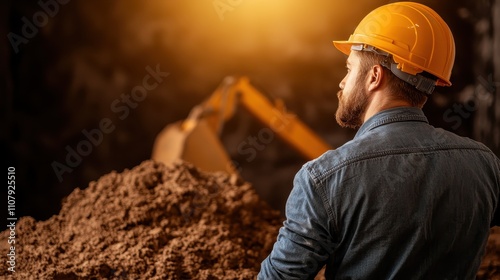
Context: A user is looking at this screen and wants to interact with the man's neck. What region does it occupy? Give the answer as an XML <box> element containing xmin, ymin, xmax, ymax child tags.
<box><xmin>362</xmin><ymin>91</ymin><xmax>415</xmax><ymax>123</ymax></box>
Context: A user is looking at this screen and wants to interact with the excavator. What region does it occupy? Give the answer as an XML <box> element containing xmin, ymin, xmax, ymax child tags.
<box><xmin>151</xmin><ymin>76</ymin><xmax>333</xmax><ymax>174</ymax></box>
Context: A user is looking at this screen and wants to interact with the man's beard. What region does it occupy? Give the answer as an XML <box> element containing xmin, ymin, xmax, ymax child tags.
<box><xmin>335</xmin><ymin>76</ymin><xmax>371</xmax><ymax>129</ymax></box>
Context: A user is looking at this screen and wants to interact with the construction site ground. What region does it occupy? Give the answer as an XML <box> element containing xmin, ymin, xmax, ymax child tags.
<box><xmin>1</xmin><ymin>160</ymin><xmax>499</xmax><ymax>279</ymax></box>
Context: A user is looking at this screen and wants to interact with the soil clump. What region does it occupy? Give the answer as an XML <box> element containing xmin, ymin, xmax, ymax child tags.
<box><xmin>0</xmin><ymin>160</ymin><xmax>281</xmax><ymax>279</ymax></box>
<box><xmin>2</xmin><ymin>160</ymin><xmax>500</xmax><ymax>279</ymax></box>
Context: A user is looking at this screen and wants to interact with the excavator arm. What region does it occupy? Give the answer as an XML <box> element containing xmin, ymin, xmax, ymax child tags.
<box><xmin>151</xmin><ymin>76</ymin><xmax>333</xmax><ymax>173</ymax></box>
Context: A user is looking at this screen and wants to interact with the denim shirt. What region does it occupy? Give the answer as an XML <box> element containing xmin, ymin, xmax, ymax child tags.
<box><xmin>259</xmin><ymin>107</ymin><xmax>500</xmax><ymax>280</ymax></box>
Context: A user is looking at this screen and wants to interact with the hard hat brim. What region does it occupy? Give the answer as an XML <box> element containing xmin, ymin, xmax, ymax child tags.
<box><xmin>332</xmin><ymin>41</ymin><xmax>354</xmax><ymax>56</ymax></box>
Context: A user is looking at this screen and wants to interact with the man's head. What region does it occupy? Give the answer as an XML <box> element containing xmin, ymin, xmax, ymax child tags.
<box><xmin>332</xmin><ymin>2</ymin><xmax>455</xmax><ymax>128</ymax></box>
<box><xmin>336</xmin><ymin>49</ymin><xmax>430</xmax><ymax>128</ymax></box>
<box><xmin>335</xmin><ymin>51</ymin><xmax>427</xmax><ymax>129</ymax></box>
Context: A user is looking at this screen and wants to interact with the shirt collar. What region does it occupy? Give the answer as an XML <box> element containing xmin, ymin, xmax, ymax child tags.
<box><xmin>355</xmin><ymin>107</ymin><xmax>429</xmax><ymax>139</ymax></box>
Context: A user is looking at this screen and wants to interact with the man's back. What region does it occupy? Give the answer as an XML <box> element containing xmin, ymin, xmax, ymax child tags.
<box><xmin>259</xmin><ymin>107</ymin><xmax>500</xmax><ymax>279</ymax></box>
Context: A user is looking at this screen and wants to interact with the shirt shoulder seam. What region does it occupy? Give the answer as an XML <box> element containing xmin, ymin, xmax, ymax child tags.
<box><xmin>304</xmin><ymin>168</ymin><xmax>339</xmax><ymax>236</ymax></box>
<box><xmin>308</xmin><ymin>145</ymin><xmax>493</xmax><ymax>185</ymax></box>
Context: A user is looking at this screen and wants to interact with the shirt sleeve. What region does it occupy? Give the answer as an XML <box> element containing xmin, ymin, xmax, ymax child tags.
<box><xmin>258</xmin><ymin>166</ymin><xmax>335</xmax><ymax>280</ymax></box>
<box><xmin>491</xmin><ymin>156</ymin><xmax>500</xmax><ymax>227</ymax></box>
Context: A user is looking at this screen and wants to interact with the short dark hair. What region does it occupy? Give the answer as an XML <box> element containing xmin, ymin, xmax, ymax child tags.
<box><xmin>356</xmin><ymin>50</ymin><xmax>428</xmax><ymax>107</ymax></box>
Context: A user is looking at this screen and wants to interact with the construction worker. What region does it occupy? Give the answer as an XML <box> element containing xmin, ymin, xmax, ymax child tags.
<box><xmin>259</xmin><ymin>2</ymin><xmax>500</xmax><ymax>279</ymax></box>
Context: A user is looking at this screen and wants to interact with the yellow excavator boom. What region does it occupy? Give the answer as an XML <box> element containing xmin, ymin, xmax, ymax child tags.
<box><xmin>151</xmin><ymin>76</ymin><xmax>333</xmax><ymax>173</ymax></box>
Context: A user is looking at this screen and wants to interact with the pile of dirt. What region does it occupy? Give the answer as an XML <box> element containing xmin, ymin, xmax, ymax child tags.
<box><xmin>478</xmin><ymin>228</ymin><xmax>500</xmax><ymax>279</ymax></box>
<box><xmin>0</xmin><ymin>160</ymin><xmax>282</xmax><ymax>279</ymax></box>
<box><xmin>2</xmin><ymin>159</ymin><xmax>500</xmax><ymax>279</ymax></box>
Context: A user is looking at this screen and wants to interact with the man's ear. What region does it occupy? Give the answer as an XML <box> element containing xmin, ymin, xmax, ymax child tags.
<box><xmin>367</xmin><ymin>64</ymin><xmax>384</xmax><ymax>92</ymax></box>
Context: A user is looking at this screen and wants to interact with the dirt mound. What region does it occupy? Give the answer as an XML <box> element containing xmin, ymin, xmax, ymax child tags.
<box><xmin>2</xmin><ymin>159</ymin><xmax>500</xmax><ymax>279</ymax></box>
<box><xmin>0</xmin><ymin>160</ymin><xmax>282</xmax><ymax>279</ymax></box>
<box><xmin>478</xmin><ymin>228</ymin><xmax>500</xmax><ymax>279</ymax></box>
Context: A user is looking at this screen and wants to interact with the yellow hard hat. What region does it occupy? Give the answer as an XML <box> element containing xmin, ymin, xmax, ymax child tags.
<box><xmin>333</xmin><ymin>2</ymin><xmax>455</xmax><ymax>88</ymax></box>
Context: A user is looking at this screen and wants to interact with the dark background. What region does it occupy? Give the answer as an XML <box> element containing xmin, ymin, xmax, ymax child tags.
<box><xmin>2</xmin><ymin>0</ymin><xmax>500</xmax><ymax>229</ymax></box>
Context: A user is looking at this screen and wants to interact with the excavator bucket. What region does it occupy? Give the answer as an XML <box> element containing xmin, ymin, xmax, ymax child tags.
<box><xmin>151</xmin><ymin>76</ymin><xmax>332</xmax><ymax>175</ymax></box>
<box><xmin>151</xmin><ymin>118</ymin><xmax>235</xmax><ymax>174</ymax></box>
